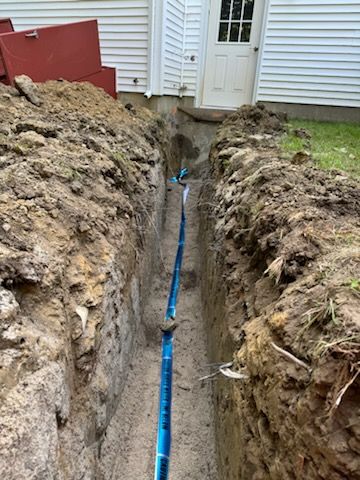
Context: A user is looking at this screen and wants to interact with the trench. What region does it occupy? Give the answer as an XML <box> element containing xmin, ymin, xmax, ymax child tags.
<box><xmin>99</xmin><ymin>170</ymin><xmax>219</xmax><ymax>477</ymax></box>
<box><xmin>2</xmin><ymin>87</ymin><xmax>358</xmax><ymax>479</ymax></box>
<box><xmin>0</xmin><ymin>78</ymin><xmax>225</xmax><ymax>479</ymax></box>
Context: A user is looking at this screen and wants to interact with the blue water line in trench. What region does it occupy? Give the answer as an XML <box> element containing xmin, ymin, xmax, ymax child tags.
<box><xmin>154</xmin><ymin>168</ymin><xmax>189</xmax><ymax>480</ymax></box>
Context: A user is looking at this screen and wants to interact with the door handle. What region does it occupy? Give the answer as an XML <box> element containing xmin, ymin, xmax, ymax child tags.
<box><xmin>253</xmin><ymin>46</ymin><xmax>259</xmax><ymax>52</ymax></box>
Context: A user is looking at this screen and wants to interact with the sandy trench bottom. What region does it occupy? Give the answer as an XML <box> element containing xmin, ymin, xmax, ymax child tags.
<box><xmin>101</xmin><ymin>179</ymin><xmax>218</xmax><ymax>480</ymax></box>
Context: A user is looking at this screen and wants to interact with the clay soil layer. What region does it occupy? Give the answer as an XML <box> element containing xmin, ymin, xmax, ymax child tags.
<box><xmin>200</xmin><ymin>105</ymin><xmax>360</xmax><ymax>480</ymax></box>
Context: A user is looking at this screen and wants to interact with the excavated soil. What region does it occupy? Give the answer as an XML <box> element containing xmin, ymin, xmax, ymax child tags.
<box><xmin>0</xmin><ymin>80</ymin><xmax>170</xmax><ymax>479</ymax></box>
<box><xmin>201</xmin><ymin>104</ymin><xmax>360</xmax><ymax>480</ymax></box>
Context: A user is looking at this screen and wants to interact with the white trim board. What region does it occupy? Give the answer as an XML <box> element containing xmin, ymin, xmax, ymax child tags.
<box><xmin>252</xmin><ymin>0</ymin><xmax>270</xmax><ymax>104</ymax></box>
<box><xmin>195</xmin><ymin>0</ymin><xmax>210</xmax><ymax>108</ymax></box>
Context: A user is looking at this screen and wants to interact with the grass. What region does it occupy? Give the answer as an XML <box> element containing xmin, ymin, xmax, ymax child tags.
<box><xmin>350</xmin><ymin>279</ymin><xmax>360</xmax><ymax>291</ymax></box>
<box><xmin>347</xmin><ymin>278</ymin><xmax>360</xmax><ymax>295</ymax></box>
<box><xmin>298</xmin><ymin>295</ymin><xmax>339</xmax><ymax>340</ymax></box>
<box><xmin>313</xmin><ymin>334</ymin><xmax>360</xmax><ymax>358</ymax></box>
<box><xmin>281</xmin><ymin>119</ymin><xmax>360</xmax><ymax>178</ymax></box>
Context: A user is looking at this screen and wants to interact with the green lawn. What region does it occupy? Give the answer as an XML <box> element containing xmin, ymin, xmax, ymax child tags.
<box><xmin>281</xmin><ymin>119</ymin><xmax>360</xmax><ymax>178</ymax></box>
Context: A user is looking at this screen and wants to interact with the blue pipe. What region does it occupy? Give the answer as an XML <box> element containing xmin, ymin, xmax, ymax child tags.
<box><xmin>154</xmin><ymin>169</ymin><xmax>189</xmax><ymax>480</ymax></box>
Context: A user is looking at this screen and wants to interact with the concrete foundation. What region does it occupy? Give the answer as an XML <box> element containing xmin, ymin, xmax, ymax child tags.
<box><xmin>262</xmin><ymin>101</ymin><xmax>360</xmax><ymax>123</ymax></box>
<box><xmin>117</xmin><ymin>92</ymin><xmax>195</xmax><ymax>114</ymax></box>
<box><xmin>117</xmin><ymin>93</ymin><xmax>360</xmax><ymax>124</ymax></box>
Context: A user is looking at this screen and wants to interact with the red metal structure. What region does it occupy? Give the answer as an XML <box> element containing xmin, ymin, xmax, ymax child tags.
<box><xmin>0</xmin><ymin>19</ymin><xmax>116</xmax><ymax>98</ymax></box>
<box><xmin>0</xmin><ymin>18</ymin><xmax>13</xmax><ymax>34</ymax></box>
<box><xmin>77</xmin><ymin>66</ymin><xmax>117</xmax><ymax>99</ymax></box>
<box><xmin>0</xmin><ymin>18</ymin><xmax>14</xmax><ymax>77</ymax></box>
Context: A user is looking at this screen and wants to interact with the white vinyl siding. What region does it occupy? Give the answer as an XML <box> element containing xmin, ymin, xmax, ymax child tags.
<box><xmin>2</xmin><ymin>0</ymin><xmax>360</xmax><ymax>107</ymax></box>
<box><xmin>256</xmin><ymin>0</ymin><xmax>360</xmax><ymax>108</ymax></box>
<box><xmin>0</xmin><ymin>0</ymin><xmax>149</xmax><ymax>93</ymax></box>
<box><xmin>162</xmin><ymin>0</ymin><xmax>203</xmax><ymax>97</ymax></box>
<box><xmin>183</xmin><ymin>0</ymin><xmax>202</xmax><ymax>96</ymax></box>
<box><xmin>163</xmin><ymin>0</ymin><xmax>186</xmax><ymax>95</ymax></box>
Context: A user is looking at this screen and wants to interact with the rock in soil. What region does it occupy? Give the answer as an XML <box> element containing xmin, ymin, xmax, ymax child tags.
<box><xmin>14</xmin><ymin>74</ymin><xmax>43</xmax><ymax>106</ymax></box>
<box><xmin>201</xmin><ymin>104</ymin><xmax>360</xmax><ymax>480</ymax></box>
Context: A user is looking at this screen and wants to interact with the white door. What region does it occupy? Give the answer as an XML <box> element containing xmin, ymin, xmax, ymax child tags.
<box><xmin>202</xmin><ymin>0</ymin><xmax>265</xmax><ymax>109</ymax></box>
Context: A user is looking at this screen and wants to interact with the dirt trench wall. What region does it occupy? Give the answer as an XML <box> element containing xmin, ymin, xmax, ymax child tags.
<box><xmin>200</xmin><ymin>105</ymin><xmax>360</xmax><ymax>479</ymax></box>
<box><xmin>0</xmin><ymin>81</ymin><xmax>169</xmax><ymax>479</ymax></box>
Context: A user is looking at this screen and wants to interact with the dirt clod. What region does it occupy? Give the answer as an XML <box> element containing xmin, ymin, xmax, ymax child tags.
<box><xmin>294</xmin><ymin>127</ymin><xmax>312</xmax><ymax>139</ymax></box>
<box><xmin>14</xmin><ymin>74</ymin><xmax>42</xmax><ymax>106</ymax></box>
<box><xmin>201</xmin><ymin>104</ymin><xmax>360</xmax><ymax>480</ymax></box>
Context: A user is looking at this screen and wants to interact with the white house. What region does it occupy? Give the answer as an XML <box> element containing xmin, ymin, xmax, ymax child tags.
<box><xmin>1</xmin><ymin>0</ymin><xmax>359</xmax><ymax>114</ymax></box>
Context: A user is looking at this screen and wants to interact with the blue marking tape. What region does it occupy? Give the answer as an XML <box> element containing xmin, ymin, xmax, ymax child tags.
<box><xmin>154</xmin><ymin>169</ymin><xmax>189</xmax><ymax>480</ymax></box>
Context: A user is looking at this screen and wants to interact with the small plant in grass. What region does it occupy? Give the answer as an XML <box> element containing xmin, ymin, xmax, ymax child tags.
<box><xmin>344</xmin><ymin>278</ymin><xmax>360</xmax><ymax>298</ymax></box>
<box><xmin>349</xmin><ymin>278</ymin><xmax>360</xmax><ymax>292</ymax></box>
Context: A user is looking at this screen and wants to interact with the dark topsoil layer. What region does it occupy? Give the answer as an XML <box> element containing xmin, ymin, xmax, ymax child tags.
<box><xmin>202</xmin><ymin>104</ymin><xmax>360</xmax><ymax>479</ymax></box>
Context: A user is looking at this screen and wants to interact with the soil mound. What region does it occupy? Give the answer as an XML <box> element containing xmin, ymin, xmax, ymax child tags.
<box><xmin>201</xmin><ymin>105</ymin><xmax>360</xmax><ymax>479</ymax></box>
<box><xmin>0</xmin><ymin>80</ymin><xmax>168</xmax><ymax>479</ymax></box>
<box><xmin>222</xmin><ymin>102</ymin><xmax>286</xmax><ymax>135</ymax></box>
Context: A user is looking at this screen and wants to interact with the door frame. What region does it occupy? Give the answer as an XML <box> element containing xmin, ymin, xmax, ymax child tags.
<box><xmin>195</xmin><ymin>0</ymin><xmax>270</xmax><ymax>109</ymax></box>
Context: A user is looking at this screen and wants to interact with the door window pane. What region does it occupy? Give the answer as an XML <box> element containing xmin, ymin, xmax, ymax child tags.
<box><xmin>218</xmin><ymin>0</ymin><xmax>255</xmax><ymax>43</ymax></box>
<box><xmin>229</xmin><ymin>22</ymin><xmax>240</xmax><ymax>42</ymax></box>
<box><xmin>218</xmin><ymin>22</ymin><xmax>229</xmax><ymax>42</ymax></box>
<box><xmin>220</xmin><ymin>0</ymin><xmax>231</xmax><ymax>20</ymax></box>
<box><xmin>240</xmin><ymin>22</ymin><xmax>252</xmax><ymax>42</ymax></box>
<box><xmin>243</xmin><ymin>0</ymin><xmax>255</xmax><ymax>21</ymax></box>
<box><xmin>232</xmin><ymin>0</ymin><xmax>243</xmax><ymax>21</ymax></box>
